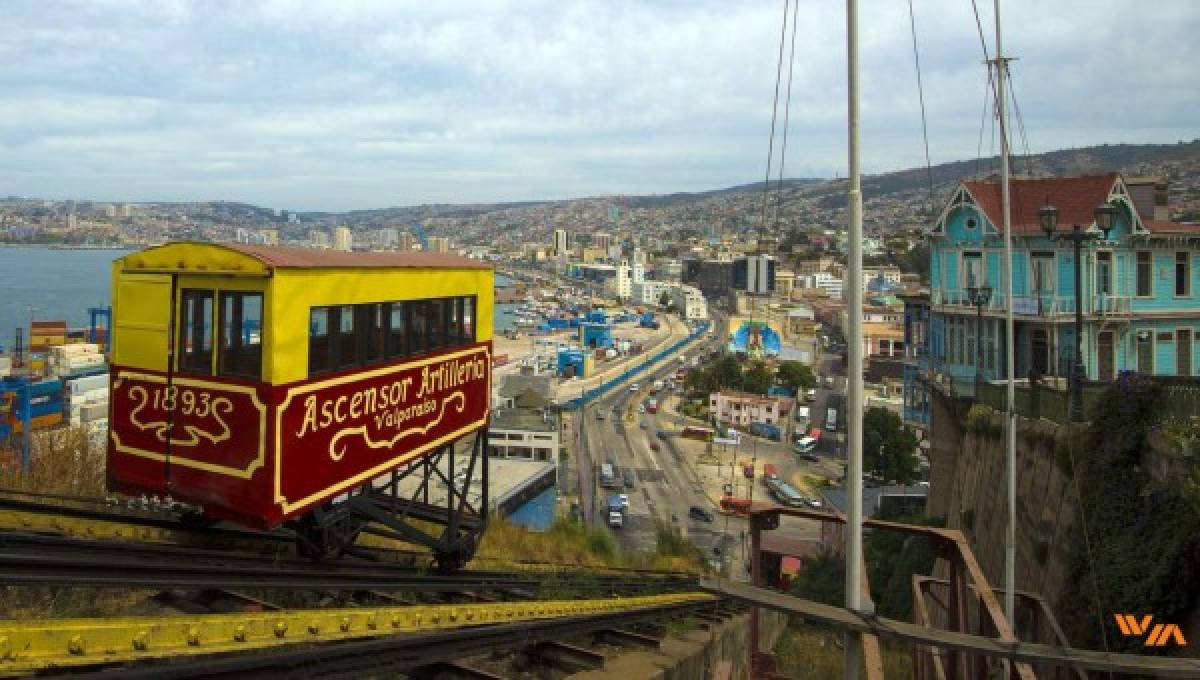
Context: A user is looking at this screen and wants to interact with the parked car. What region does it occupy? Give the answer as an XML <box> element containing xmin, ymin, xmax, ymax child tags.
<box><xmin>656</xmin><ymin>430</ymin><xmax>669</xmax><ymax>440</ymax></box>
<box><xmin>640</xmin><ymin>421</ymin><xmax>649</xmax><ymax>429</ymax></box>
<box><xmin>618</xmin><ymin>494</ymin><xmax>629</xmax><ymax>510</ymax></box>
<box><xmin>649</xmin><ymin>441</ymin><xmax>661</xmax><ymax>452</ymax></box>
<box><xmin>596</xmin><ymin>411</ymin><xmax>606</xmax><ymax>420</ymax></box>
<box><xmin>688</xmin><ymin>506</ymin><xmax>715</xmax><ymax>523</ymax></box>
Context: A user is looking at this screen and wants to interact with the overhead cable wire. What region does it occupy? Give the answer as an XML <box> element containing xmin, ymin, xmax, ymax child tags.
<box><xmin>969</xmin><ymin>0</ymin><xmax>992</xmax><ymax>61</ymax></box>
<box><xmin>773</xmin><ymin>0</ymin><xmax>801</xmax><ymax>231</ymax></box>
<box><xmin>758</xmin><ymin>0</ymin><xmax>791</xmax><ymax>247</ymax></box>
<box><xmin>907</xmin><ymin>0</ymin><xmax>935</xmax><ymax>214</ymax></box>
<box><xmin>1005</xmin><ymin>63</ymin><xmax>1034</xmax><ymax>174</ymax></box>
<box><xmin>974</xmin><ymin>70</ymin><xmax>993</xmax><ymax>179</ymax></box>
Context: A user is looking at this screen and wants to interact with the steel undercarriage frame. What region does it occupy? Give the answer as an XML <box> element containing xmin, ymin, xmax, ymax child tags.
<box><xmin>292</xmin><ymin>428</ymin><xmax>489</xmax><ymax>570</ymax></box>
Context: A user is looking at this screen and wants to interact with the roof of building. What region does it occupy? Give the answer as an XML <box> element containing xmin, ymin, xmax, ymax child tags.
<box><xmin>820</xmin><ymin>483</ymin><xmax>929</xmax><ymax>519</ymax></box>
<box><xmin>496</xmin><ymin>374</ymin><xmax>555</xmax><ymax>399</ymax></box>
<box><xmin>490</xmin><ymin>407</ymin><xmax>558</xmax><ymax>433</ymax></box>
<box><xmin>122</xmin><ymin>241</ymin><xmax>491</xmax><ymax>272</ymax></box>
<box><xmin>1143</xmin><ymin>219</ymin><xmax>1200</xmax><ymax>235</ymax></box>
<box><xmin>712</xmin><ymin>389</ymin><xmax>794</xmax><ymax>406</ymax></box>
<box><xmin>962</xmin><ymin>173</ymin><xmax>1118</xmax><ymax>235</ymax></box>
<box><xmin>225</xmin><ymin>243</ymin><xmax>490</xmax><ymax>269</ymax></box>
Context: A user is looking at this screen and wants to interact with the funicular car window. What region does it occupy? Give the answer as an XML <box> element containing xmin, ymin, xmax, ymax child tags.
<box><xmin>308</xmin><ymin>297</ymin><xmax>479</xmax><ymax>378</ymax></box>
<box><xmin>219</xmin><ymin>291</ymin><xmax>263</xmax><ymax>380</ymax></box>
<box><xmin>179</xmin><ymin>289</ymin><xmax>214</xmax><ymax>374</ymax></box>
<box><xmin>386</xmin><ymin>301</ymin><xmax>408</xmax><ymax>358</ymax></box>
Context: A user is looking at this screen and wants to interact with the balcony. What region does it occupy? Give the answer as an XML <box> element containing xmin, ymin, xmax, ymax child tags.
<box><xmin>930</xmin><ymin>289</ymin><xmax>1132</xmax><ymax>318</ymax></box>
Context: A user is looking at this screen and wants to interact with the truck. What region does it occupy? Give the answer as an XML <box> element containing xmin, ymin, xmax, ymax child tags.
<box><xmin>748</xmin><ymin>421</ymin><xmax>782</xmax><ymax>441</ymax></box>
<box><xmin>646</xmin><ymin>398</ymin><xmax>658</xmax><ymax>414</ymax></box>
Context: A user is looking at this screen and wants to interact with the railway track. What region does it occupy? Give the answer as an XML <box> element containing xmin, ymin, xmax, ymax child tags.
<box><xmin>0</xmin><ymin>488</ymin><xmax>727</xmax><ymax>676</ymax></box>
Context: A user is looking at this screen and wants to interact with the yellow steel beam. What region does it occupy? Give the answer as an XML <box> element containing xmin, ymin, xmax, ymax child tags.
<box><xmin>0</xmin><ymin>507</ymin><xmax>290</xmax><ymax>554</ymax></box>
<box><xmin>0</xmin><ymin>593</ymin><xmax>714</xmax><ymax>674</ymax></box>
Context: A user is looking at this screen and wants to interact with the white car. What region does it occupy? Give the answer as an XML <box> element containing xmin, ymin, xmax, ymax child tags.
<box><xmin>629</xmin><ymin>383</ymin><xmax>640</xmax><ymax>392</ymax></box>
<box><xmin>618</xmin><ymin>494</ymin><xmax>629</xmax><ymax>509</ymax></box>
<box><xmin>638</xmin><ymin>404</ymin><xmax>646</xmax><ymax>414</ymax></box>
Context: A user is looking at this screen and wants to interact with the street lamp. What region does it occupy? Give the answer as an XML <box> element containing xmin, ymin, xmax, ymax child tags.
<box><xmin>966</xmin><ymin>282</ymin><xmax>993</xmax><ymax>389</ymax></box>
<box><xmin>1038</xmin><ymin>200</ymin><xmax>1118</xmax><ymax>422</ymax></box>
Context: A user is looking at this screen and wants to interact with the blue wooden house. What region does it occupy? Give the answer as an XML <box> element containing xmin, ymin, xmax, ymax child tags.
<box><xmin>904</xmin><ymin>173</ymin><xmax>1199</xmax><ymax>421</ymax></box>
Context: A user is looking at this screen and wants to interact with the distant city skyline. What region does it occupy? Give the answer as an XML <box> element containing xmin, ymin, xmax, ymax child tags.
<box><xmin>2</xmin><ymin>1</ymin><xmax>1197</xmax><ymax>211</ymax></box>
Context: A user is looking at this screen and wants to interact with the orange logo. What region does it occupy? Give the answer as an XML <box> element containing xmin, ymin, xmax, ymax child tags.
<box><xmin>1114</xmin><ymin>614</ymin><xmax>1188</xmax><ymax>647</ymax></box>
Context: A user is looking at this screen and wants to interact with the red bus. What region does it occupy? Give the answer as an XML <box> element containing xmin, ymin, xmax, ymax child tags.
<box><xmin>719</xmin><ymin>496</ymin><xmax>752</xmax><ymax>517</ymax></box>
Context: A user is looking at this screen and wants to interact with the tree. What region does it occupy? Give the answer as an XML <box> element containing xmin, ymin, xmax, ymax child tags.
<box><xmin>862</xmin><ymin>407</ymin><xmax>920</xmax><ymax>484</ymax></box>
<box><xmin>684</xmin><ymin>365</ymin><xmax>717</xmax><ymax>396</ymax></box>
<box><xmin>711</xmin><ymin>355</ymin><xmax>743</xmax><ymax>391</ymax></box>
<box><xmin>658</xmin><ymin>290</ymin><xmax>671</xmax><ymax>308</ymax></box>
<box><xmin>776</xmin><ymin>360</ymin><xmax>817</xmax><ymax>392</ymax></box>
<box><xmin>741</xmin><ymin>361</ymin><xmax>773</xmax><ymax>395</ymax></box>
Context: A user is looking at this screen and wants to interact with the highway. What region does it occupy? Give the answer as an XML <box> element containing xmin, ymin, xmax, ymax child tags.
<box><xmin>576</xmin><ymin>313</ymin><xmax>738</xmax><ymax>567</ymax></box>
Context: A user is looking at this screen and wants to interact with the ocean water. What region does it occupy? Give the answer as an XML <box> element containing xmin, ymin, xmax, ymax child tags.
<box><xmin>0</xmin><ymin>246</ymin><xmax>518</xmax><ymax>349</ymax></box>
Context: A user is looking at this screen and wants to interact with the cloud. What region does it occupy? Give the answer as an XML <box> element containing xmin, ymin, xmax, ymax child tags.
<box><xmin>0</xmin><ymin>0</ymin><xmax>1196</xmax><ymax>210</ymax></box>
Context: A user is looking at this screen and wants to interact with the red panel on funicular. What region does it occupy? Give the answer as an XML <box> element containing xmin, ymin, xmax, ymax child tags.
<box><xmin>106</xmin><ymin>342</ymin><xmax>491</xmax><ymax>528</ymax></box>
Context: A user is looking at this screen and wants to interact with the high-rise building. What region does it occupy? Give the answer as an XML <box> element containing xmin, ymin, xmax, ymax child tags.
<box><xmin>398</xmin><ymin>232</ymin><xmax>415</xmax><ymax>251</ymax></box>
<box><xmin>553</xmin><ymin>228</ymin><xmax>569</xmax><ymax>255</ymax></box>
<box><xmin>334</xmin><ymin>226</ymin><xmax>353</xmax><ymax>251</ymax></box>
<box><xmin>379</xmin><ymin>228</ymin><xmax>400</xmax><ymax>248</ymax></box>
<box><xmin>593</xmin><ymin>232</ymin><xmax>613</xmax><ymax>252</ymax></box>
<box><xmin>427</xmin><ymin>236</ymin><xmax>450</xmax><ymax>253</ymax></box>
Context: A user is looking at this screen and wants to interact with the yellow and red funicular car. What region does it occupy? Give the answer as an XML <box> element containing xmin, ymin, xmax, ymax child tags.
<box><xmin>107</xmin><ymin>242</ymin><xmax>493</xmax><ymax>551</ymax></box>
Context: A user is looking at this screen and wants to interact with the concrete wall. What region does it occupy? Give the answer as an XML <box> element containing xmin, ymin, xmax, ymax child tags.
<box><xmin>927</xmin><ymin>387</ymin><xmax>1189</xmax><ymax>636</ymax></box>
<box><xmin>928</xmin><ymin>390</ymin><xmax>1079</xmax><ymax>616</ymax></box>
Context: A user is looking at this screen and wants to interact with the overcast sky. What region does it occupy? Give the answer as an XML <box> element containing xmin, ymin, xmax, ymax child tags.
<box><xmin>2</xmin><ymin>0</ymin><xmax>1196</xmax><ymax>211</ymax></box>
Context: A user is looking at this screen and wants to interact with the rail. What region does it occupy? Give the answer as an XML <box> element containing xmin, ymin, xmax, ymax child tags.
<box><xmin>0</xmin><ymin>593</ymin><xmax>716</xmax><ymax>675</ymax></box>
<box><xmin>703</xmin><ymin>578</ymin><xmax>1200</xmax><ymax>678</ymax></box>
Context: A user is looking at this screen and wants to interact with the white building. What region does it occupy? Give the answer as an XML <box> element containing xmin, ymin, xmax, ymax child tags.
<box><xmin>800</xmin><ymin>272</ymin><xmax>843</xmax><ymax>299</ymax></box>
<box><xmin>611</xmin><ymin>260</ymin><xmax>632</xmax><ymax>300</ymax></box>
<box><xmin>709</xmin><ymin>390</ymin><xmax>793</xmax><ymax>427</ymax></box>
<box><xmin>669</xmin><ymin>284</ymin><xmax>708</xmax><ymax>320</ymax></box>
<box><xmin>379</xmin><ymin>228</ymin><xmax>400</xmax><ymax>248</ymax></box>
<box><xmin>334</xmin><ymin>226</ymin><xmax>353</xmax><ymax>251</ymax></box>
<box><xmin>631</xmin><ymin>280</ymin><xmax>673</xmax><ymax>306</ymax></box>
<box><xmin>553</xmin><ymin>228</ymin><xmax>569</xmax><ymax>255</ymax></box>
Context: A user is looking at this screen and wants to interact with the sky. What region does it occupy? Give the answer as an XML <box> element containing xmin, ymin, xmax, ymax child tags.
<box><xmin>2</xmin><ymin>0</ymin><xmax>1197</xmax><ymax>212</ymax></box>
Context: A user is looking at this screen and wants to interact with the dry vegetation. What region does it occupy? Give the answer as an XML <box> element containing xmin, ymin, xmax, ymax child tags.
<box><xmin>773</xmin><ymin>622</ymin><xmax>914</xmax><ymax>679</ymax></box>
<box><xmin>0</xmin><ymin>426</ymin><xmax>107</xmax><ymax>495</ymax></box>
<box><xmin>0</xmin><ymin>428</ymin><xmax>154</xmax><ymax>619</ymax></box>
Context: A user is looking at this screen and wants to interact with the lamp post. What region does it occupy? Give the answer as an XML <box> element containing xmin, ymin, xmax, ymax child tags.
<box><xmin>966</xmin><ymin>282</ymin><xmax>993</xmax><ymax>390</ymax></box>
<box><xmin>1038</xmin><ymin>201</ymin><xmax>1118</xmax><ymax>422</ymax></box>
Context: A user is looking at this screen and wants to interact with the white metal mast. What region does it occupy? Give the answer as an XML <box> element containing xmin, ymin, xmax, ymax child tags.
<box><xmin>992</xmin><ymin>0</ymin><xmax>1018</xmax><ymax>626</ymax></box>
<box><xmin>844</xmin><ymin>0</ymin><xmax>865</xmax><ymax>676</ymax></box>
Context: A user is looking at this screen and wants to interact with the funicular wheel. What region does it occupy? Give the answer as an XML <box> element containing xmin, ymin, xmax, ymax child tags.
<box><xmin>433</xmin><ymin>533</ymin><xmax>477</xmax><ymax>573</ymax></box>
<box><xmin>295</xmin><ymin>504</ymin><xmax>368</xmax><ymax>560</ymax></box>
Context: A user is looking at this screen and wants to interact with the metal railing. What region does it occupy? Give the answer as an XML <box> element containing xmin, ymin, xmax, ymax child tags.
<box><xmin>930</xmin><ymin>290</ymin><xmax>1133</xmax><ymax>317</ymax></box>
